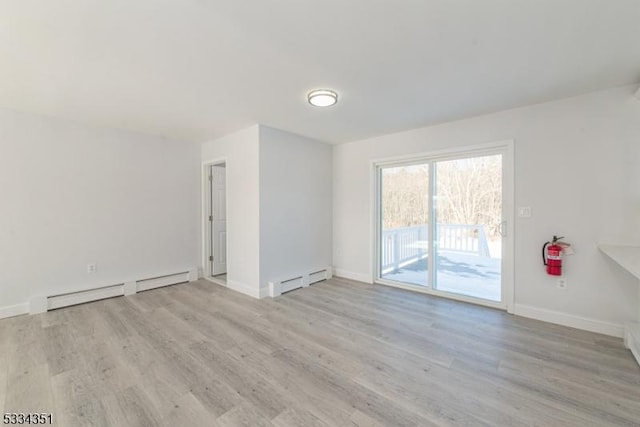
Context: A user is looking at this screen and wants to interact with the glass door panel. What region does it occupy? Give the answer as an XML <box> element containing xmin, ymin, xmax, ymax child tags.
<box><xmin>433</xmin><ymin>154</ymin><xmax>503</xmax><ymax>301</ymax></box>
<box><xmin>379</xmin><ymin>164</ymin><xmax>429</xmax><ymax>287</ymax></box>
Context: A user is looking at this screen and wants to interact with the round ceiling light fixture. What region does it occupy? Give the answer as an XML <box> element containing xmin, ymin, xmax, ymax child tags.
<box><xmin>307</xmin><ymin>89</ymin><xmax>338</xmax><ymax>107</ymax></box>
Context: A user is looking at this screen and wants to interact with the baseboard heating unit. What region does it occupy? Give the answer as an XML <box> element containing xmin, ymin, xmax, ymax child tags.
<box><xmin>268</xmin><ymin>267</ymin><xmax>332</xmax><ymax>297</ymax></box>
<box><xmin>29</xmin><ymin>268</ymin><xmax>197</xmax><ymax>314</ymax></box>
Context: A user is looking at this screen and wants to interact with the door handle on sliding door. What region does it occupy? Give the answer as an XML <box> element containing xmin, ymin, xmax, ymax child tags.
<box><xmin>499</xmin><ymin>220</ymin><xmax>507</xmax><ymax>237</ymax></box>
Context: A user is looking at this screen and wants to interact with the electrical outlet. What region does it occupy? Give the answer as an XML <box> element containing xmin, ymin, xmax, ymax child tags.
<box><xmin>87</xmin><ymin>263</ymin><xmax>97</xmax><ymax>274</ymax></box>
<box><xmin>556</xmin><ymin>278</ymin><xmax>567</xmax><ymax>289</ymax></box>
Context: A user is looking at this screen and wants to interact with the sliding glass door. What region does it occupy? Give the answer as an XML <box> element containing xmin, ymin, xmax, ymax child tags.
<box><xmin>379</xmin><ymin>164</ymin><xmax>430</xmax><ymax>287</ymax></box>
<box><xmin>377</xmin><ymin>146</ymin><xmax>510</xmax><ymax>309</ymax></box>
<box><xmin>433</xmin><ymin>155</ymin><xmax>503</xmax><ymax>301</ymax></box>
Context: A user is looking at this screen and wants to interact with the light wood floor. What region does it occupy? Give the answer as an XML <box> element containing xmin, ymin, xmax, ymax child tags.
<box><xmin>1</xmin><ymin>277</ymin><xmax>640</xmax><ymax>426</ymax></box>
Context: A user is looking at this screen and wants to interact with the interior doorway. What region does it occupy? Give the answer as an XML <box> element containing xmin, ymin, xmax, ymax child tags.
<box><xmin>205</xmin><ymin>162</ymin><xmax>227</xmax><ymax>284</ymax></box>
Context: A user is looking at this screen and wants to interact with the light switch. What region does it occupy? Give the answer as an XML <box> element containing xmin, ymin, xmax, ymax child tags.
<box><xmin>518</xmin><ymin>207</ymin><xmax>531</xmax><ymax>218</ymax></box>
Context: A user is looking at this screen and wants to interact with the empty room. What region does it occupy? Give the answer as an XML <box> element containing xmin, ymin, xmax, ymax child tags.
<box><xmin>2</xmin><ymin>1</ymin><xmax>640</xmax><ymax>426</ymax></box>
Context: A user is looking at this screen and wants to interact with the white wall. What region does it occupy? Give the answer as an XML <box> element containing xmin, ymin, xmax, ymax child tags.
<box><xmin>333</xmin><ymin>85</ymin><xmax>640</xmax><ymax>336</ymax></box>
<box><xmin>629</xmin><ymin>89</ymin><xmax>640</xmax><ymax>231</ymax></box>
<box><xmin>0</xmin><ymin>109</ymin><xmax>200</xmax><ymax>316</ymax></box>
<box><xmin>201</xmin><ymin>125</ymin><xmax>261</xmax><ymax>297</ymax></box>
<box><xmin>201</xmin><ymin>125</ymin><xmax>332</xmax><ymax>297</ymax></box>
<box><xmin>259</xmin><ymin>126</ymin><xmax>332</xmax><ymax>291</ymax></box>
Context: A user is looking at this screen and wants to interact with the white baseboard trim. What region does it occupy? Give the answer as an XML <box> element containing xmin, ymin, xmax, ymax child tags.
<box><xmin>514</xmin><ymin>303</ymin><xmax>624</xmax><ymax>338</ymax></box>
<box><xmin>333</xmin><ymin>269</ymin><xmax>373</xmax><ymax>284</ymax></box>
<box><xmin>625</xmin><ymin>322</ymin><xmax>640</xmax><ymax>366</ymax></box>
<box><xmin>188</xmin><ymin>268</ymin><xmax>198</xmax><ymax>282</ymax></box>
<box><xmin>259</xmin><ymin>286</ymin><xmax>270</xmax><ymax>299</ymax></box>
<box><xmin>0</xmin><ymin>303</ymin><xmax>29</xmax><ymax>319</ymax></box>
<box><xmin>226</xmin><ymin>279</ymin><xmax>261</xmax><ymax>299</ymax></box>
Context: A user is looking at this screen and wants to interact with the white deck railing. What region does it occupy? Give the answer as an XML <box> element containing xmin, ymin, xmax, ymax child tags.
<box><xmin>381</xmin><ymin>224</ymin><xmax>490</xmax><ymax>273</ymax></box>
<box><xmin>381</xmin><ymin>226</ymin><xmax>428</xmax><ymax>273</ymax></box>
<box><xmin>438</xmin><ymin>224</ymin><xmax>491</xmax><ymax>257</ymax></box>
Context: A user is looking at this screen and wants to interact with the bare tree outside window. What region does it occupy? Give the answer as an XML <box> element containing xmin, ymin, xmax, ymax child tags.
<box><xmin>381</xmin><ymin>164</ymin><xmax>429</xmax><ymax>229</ymax></box>
<box><xmin>435</xmin><ymin>155</ymin><xmax>502</xmax><ymax>240</ymax></box>
<box><xmin>381</xmin><ymin>156</ymin><xmax>502</xmax><ymax>240</ymax></box>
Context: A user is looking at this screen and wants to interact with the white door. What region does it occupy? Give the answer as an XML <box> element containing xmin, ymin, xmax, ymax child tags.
<box><xmin>211</xmin><ymin>165</ymin><xmax>227</xmax><ymax>275</ymax></box>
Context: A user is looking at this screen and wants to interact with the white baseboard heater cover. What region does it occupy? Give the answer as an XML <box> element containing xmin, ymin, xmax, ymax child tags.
<box><xmin>269</xmin><ymin>267</ymin><xmax>332</xmax><ymax>297</ymax></box>
<box><xmin>30</xmin><ymin>269</ymin><xmax>195</xmax><ymax>314</ymax></box>
<box><xmin>308</xmin><ymin>269</ymin><xmax>329</xmax><ymax>285</ymax></box>
<box><xmin>281</xmin><ymin>277</ymin><xmax>304</xmax><ymax>294</ymax></box>
<box><xmin>136</xmin><ymin>272</ymin><xmax>190</xmax><ymax>292</ymax></box>
<box><xmin>48</xmin><ymin>284</ymin><xmax>124</xmax><ymax>311</ymax></box>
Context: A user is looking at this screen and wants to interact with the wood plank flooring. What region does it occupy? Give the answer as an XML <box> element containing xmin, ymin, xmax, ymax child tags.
<box><xmin>1</xmin><ymin>277</ymin><xmax>640</xmax><ymax>426</ymax></box>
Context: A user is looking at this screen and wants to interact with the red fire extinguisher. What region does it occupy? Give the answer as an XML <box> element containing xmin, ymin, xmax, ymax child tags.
<box><xmin>542</xmin><ymin>236</ymin><xmax>564</xmax><ymax>276</ymax></box>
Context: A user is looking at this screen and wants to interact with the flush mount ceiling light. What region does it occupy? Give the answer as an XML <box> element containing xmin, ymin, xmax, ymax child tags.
<box><xmin>307</xmin><ymin>89</ymin><xmax>338</xmax><ymax>107</ymax></box>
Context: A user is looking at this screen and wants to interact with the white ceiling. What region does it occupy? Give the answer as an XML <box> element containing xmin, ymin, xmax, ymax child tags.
<box><xmin>1</xmin><ymin>1</ymin><xmax>639</xmax><ymax>144</ymax></box>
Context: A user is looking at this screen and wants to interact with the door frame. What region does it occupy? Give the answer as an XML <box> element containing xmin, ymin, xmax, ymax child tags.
<box><xmin>372</xmin><ymin>140</ymin><xmax>515</xmax><ymax>313</ymax></box>
<box><xmin>202</xmin><ymin>158</ymin><xmax>228</xmax><ymax>280</ymax></box>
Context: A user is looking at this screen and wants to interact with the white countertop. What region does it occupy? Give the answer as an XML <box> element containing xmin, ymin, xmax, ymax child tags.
<box><xmin>598</xmin><ymin>244</ymin><xmax>640</xmax><ymax>281</ymax></box>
